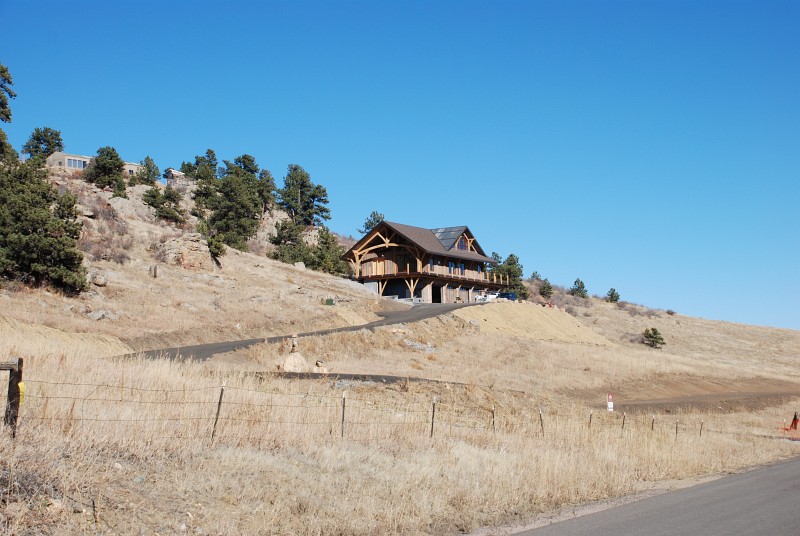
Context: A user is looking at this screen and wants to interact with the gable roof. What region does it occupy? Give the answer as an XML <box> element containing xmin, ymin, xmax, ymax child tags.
<box><xmin>351</xmin><ymin>221</ymin><xmax>496</xmax><ymax>264</ymax></box>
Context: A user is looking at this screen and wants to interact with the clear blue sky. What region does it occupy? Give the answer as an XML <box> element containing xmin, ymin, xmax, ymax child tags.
<box><xmin>2</xmin><ymin>0</ymin><xmax>798</xmax><ymax>330</ymax></box>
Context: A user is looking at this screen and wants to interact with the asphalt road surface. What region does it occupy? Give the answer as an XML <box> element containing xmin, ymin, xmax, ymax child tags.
<box><xmin>126</xmin><ymin>302</ymin><xmax>476</xmax><ymax>361</ymax></box>
<box><xmin>517</xmin><ymin>456</ymin><xmax>800</xmax><ymax>536</ymax></box>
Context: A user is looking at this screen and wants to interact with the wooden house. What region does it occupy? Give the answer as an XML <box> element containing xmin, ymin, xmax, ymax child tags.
<box><xmin>342</xmin><ymin>221</ymin><xmax>508</xmax><ymax>303</ymax></box>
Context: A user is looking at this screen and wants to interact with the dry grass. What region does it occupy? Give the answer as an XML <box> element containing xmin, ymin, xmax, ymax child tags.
<box><xmin>3</xmin><ymin>337</ymin><xmax>798</xmax><ymax>535</ymax></box>
<box><xmin>3</xmin><ymin>315</ymin><xmax>798</xmax><ymax>534</ymax></box>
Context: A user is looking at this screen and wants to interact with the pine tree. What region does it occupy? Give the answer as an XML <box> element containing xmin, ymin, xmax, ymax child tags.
<box><xmin>313</xmin><ymin>226</ymin><xmax>348</xmax><ymax>275</ymax></box>
<box><xmin>0</xmin><ymin>160</ymin><xmax>86</xmax><ymax>292</ymax></box>
<box><xmin>84</xmin><ymin>146</ymin><xmax>126</xmax><ymax>197</ymax></box>
<box><xmin>131</xmin><ymin>156</ymin><xmax>159</xmax><ymax>185</ymax></box>
<box><xmin>22</xmin><ymin>126</ymin><xmax>64</xmax><ymax>160</ymax></box>
<box><xmin>606</xmin><ymin>288</ymin><xmax>620</xmax><ymax>303</ymax></box>
<box><xmin>539</xmin><ymin>278</ymin><xmax>553</xmax><ymax>300</ymax></box>
<box><xmin>277</xmin><ymin>164</ymin><xmax>330</xmax><ymax>226</ymax></box>
<box><xmin>358</xmin><ymin>211</ymin><xmax>384</xmax><ymax>235</ymax></box>
<box><xmin>643</xmin><ymin>328</ymin><xmax>665</xmax><ymax>348</ymax></box>
<box><xmin>569</xmin><ymin>278</ymin><xmax>588</xmax><ymax>298</ymax></box>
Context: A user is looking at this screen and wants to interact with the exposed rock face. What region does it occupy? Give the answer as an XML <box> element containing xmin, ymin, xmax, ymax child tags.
<box><xmin>153</xmin><ymin>233</ymin><xmax>212</xmax><ymax>270</ymax></box>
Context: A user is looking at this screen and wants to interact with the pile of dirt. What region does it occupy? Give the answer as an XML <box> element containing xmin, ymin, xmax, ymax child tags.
<box><xmin>452</xmin><ymin>302</ymin><xmax>611</xmax><ymax>345</ymax></box>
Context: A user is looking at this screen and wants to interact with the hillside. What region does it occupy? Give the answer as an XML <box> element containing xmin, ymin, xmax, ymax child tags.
<box><xmin>1</xmin><ymin>173</ymin><xmax>799</xmax><ymax>535</ymax></box>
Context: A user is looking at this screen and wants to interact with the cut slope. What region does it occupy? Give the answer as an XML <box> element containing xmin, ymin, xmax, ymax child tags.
<box><xmin>0</xmin><ymin>316</ymin><xmax>132</xmax><ymax>358</ymax></box>
<box><xmin>452</xmin><ymin>302</ymin><xmax>611</xmax><ymax>345</ymax></box>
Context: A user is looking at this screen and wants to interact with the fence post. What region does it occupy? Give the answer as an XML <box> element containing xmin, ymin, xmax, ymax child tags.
<box><xmin>538</xmin><ymin>408</ymin><xmax>545</xmax><ymax>438</ymax></box>
<box><xmin>210</xmin><ymin>382</ymin><xmax>225</xmax><ymax>445</ymax></box>
<box><xmin>699</xmin><ymin>421</ymin><xmax>704</xmax><ymax>438</ymax></box>
<box><xmin>2</xmin><ymin>357</ymin><xmax>23</xmax><ymax>438</ymax></box>
<box><xmin>651</xmin><ymin>415</ymin><xmax>655</xmax><ymax>431</ymax></box>
<box><xmin>491</xmin><ymin>404</ymin><xmax>496</xmax><ymax>434</ymax></box>
<box><xmin>621</xmin><ymin>412</ymin><xmax>626</xmax><ymax>435</ymax></box>
<box><xmin>430</xmin><ymin>397</ymin><xmax>437</xmax><ymax>438</ymax></box>
<box><xmin>675</xmin><ymin>420</ymin><xmax>679</xmax><ymax>438</ymax></box>
<box><xmin>588</xmin><ymin>411</ymin><xmax>592</xmax><ymax>429</ymax></box>
<box><xmin>341</xmin><ymin>392</ymin><xmax>346</xmax><ymax>439</ymax></box>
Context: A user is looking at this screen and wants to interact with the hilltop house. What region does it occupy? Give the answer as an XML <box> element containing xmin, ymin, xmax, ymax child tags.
<box><xmin>46</xmin><ymin>152</ymin><xmax>143</xmax><ymax>177</ymax></box>
<box><xmin>342</xmin><ymin>221</ymin><xmax>508</xmax><ymax>303</ymax></box>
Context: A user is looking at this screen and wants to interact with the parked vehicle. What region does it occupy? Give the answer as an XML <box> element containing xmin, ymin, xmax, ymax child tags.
<box><xmin>497</xmin><ymin>292</ymin><xmax>517</xmax><ymax>301</ymax></box>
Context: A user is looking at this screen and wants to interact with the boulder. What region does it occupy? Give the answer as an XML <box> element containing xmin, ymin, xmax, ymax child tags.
<box><xmin>278</xmin><ymin>352</ymin><xmax>310</xmax><ymax>373</ymax></box>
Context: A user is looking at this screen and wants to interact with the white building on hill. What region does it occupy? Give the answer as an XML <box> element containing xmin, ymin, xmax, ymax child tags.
<box><xmin>46</xmin><ymin>152</ymin><xmax>143</xmax><ymax>177</ymax></box>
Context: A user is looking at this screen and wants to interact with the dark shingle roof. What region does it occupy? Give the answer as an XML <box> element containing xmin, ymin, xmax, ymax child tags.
<box><xmin>378</xmin><ymin>222</ymin><xmax>495</xmax><ymax>264</ymax></box>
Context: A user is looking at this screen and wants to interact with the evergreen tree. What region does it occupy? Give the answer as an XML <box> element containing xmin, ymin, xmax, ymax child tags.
<box><xmin>143</xmin><ymin>185</ymin><xmax>185</xmax><ymax>223</ymax></box>
<box><xmin>0</xmin><ymin>64</ymin><xmax>18</xmax><ymax>165</ymax></box>
<box><xmin>206</xmin><ymin>158</ymin><xmax>262</xmax><ymax>251</ymax></box>
<box><xmin>358</xmin><ymin>211</ymin><xmax>384</xmax><ymax>235</ymax></box>
<box><xmin>0</xmin><ymin>63</ymin><xmax>85</xmax><ymax>292</ymax></box>
<box><xmin>539</xmin><ymin>278</ymin><xmax>553</xmax><ymax>300</ymax></box>
<box><xmin>569</xmin><ymin>278</ymin><xmax>588</xmax><ymax>298</ymax></box>
<box><xmin>256</xmin><ymin>168</ymin><xmax>276</xmax><ymax>214</ymax></box>
<box><xmin>0</xmin><ymin>129</ymin><xmax>17</xmax><ymax>166</ymax></box>
<box><xmin>22</xmin><ymin>127</ymin><xmax>63</xmax><ymax>160</ymax></box>
<box><xmin>0</xmin><ymin>63</ymin><xmax>14</xmax><ymax>124</ymax></box>
<box><xmin>606</xmin><ymin>288</ymin><xmax>620</xmax><ymax>303</ymax></box>
<box><xmin>270</xmin><ymin>220</ymin><xmax>314</xmax><ymax>265</ymax></box>
<box><xmin>0</xmin><ymin>159</ymin><xmax>86</xmax><ymax>292</ymax></box>
<box><xmin>277</xmin><ymin>164</ymin><xmax>330</xmax><ymax>226</ymax></box>
<box><xmin>313</xmin><ymin>226</ymin><xmax>348</xmax><ymax>275</ymax></box>
<box><xmin>643</xmin><ymin>327</ymin><xmax>665</xmax><ymax>348</ymax></box>
<box><xmin>131</xmin><ymin>155</ymin><xmax>159</xmax><ymax>185</ymax></box>
<box><xmin>490</xmin><ymin>253</ymin><xmax>530</xmax><ymax>300</ymax></box>
<box><xmin>84</xmin><ymin>146</ymin><xmax>126</xmax><ymax>197</ymax></box>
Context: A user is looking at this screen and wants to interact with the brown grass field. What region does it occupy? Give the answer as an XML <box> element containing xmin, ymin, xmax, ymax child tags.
<box><xmin>1</xmin><ymin>177</ymin><xmax>799</xmax><ymax>535</ymax></box>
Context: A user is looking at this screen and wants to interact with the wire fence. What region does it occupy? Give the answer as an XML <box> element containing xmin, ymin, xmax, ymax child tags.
<box><xmin>15</xmin><ymin>378</ymin><xmax>797</xmax><ymax>449</ymax></box>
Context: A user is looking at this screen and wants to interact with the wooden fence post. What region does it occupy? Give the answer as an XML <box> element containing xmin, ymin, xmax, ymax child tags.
<box><xmin>538</xmin><ymin>408</ymin><xmax>545</xmax><ymax>438</ymax></box>
<box><xmin>430</xmin><ymin>398</ymin><xmax>437</xmax><ymax>438</ymax></box>
<box><xmin>621</xmin><ymin>412</ymin><xmax>626</xmax><ymax>435</ymax></box>
<box><xmin>699</xmin><ymin>421</ymin><xmax>704</xmax><ymax>438</ymax></box>
<box><xmin>491</xmin><ymin>404</ymin><xmax>496</xmax><ymax>434</ymax></box>
<box><xmin>588</xmin><ymin>411</ymin><xmax>592</xmax><ymax>429</ymax></box>
<box><xmin>2</xmin><ymin>358</ymin><xmax>23</xmax><ymax>438</ymax></box>
<box><xmin>341</xmin><ymin>392</ymin><xmax>346</xmax><ymax>439</ymax></box>
<box><xmin>210</xmin><ymin>382</ymin><xmax>225</xmax><ymax>445</ymax></box>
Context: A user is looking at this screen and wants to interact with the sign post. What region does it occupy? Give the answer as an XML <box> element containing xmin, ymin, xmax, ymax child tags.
<box><xmin>607</xmin><ymin>393</ymin><xmax>614</xmax><ymax>412</ymax></box>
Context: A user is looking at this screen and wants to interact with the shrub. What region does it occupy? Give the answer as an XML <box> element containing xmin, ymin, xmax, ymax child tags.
<box><xmin>643</xmin><ymin>327</ymin><xmax>665</xmax><ymax>349</ymax></box>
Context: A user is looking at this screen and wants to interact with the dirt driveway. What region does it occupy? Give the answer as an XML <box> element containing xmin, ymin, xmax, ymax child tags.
<box><xmin>572</xmin><ymin>376</ymin><xmax>800</xmax><ymax>414</ymax></box>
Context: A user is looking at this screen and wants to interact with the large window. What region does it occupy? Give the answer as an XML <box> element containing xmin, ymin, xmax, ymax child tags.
<box><xmin>457</xmin><ymin>236</ymin><xmax>467</xmax><ymax>250</ymax></box>
<box><xmin>67</xmin><ymin>158</ymin><xmax>87</xmax><ymax>169</ymax></box>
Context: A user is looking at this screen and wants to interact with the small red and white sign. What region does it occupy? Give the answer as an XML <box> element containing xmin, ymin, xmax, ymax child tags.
<box><xmin>607</xmin><ymin>393</ymin><xmax>614</xmax><ymax>412</ymax></box>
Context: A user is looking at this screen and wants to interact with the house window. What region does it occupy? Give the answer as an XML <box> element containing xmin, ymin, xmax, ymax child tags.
<box><xmin>457</xmin><ymin>236</ymin><xmax>467</xmax><ymax>250</ymax></box>
<box><xmin>448</xmin><ymin>261</ymin><xmax>454</xmax><ymax>274</ymax></box>
<box><xmin>459</xmin><ymin>262</ymin><xmax>465</xmax><ymax>275</ymax></box>
<box><xmin>429</xmin><ymin>258</ymin><xmax>434</xmax><ymax>271</ymax></box>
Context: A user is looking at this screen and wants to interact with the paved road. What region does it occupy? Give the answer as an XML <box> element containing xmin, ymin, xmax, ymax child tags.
<box><xmin>125</xmin><ymin>302</ymin><xmax>477</xmax><ymax>361</ymax></box>
<box><xmin>517</xmin><ymin>457</ymin><xmax>800</xmax><ymax>536</ymax></box>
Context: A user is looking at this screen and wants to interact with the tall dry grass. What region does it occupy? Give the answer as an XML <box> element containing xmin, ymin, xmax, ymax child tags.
<box><xmin>2</xmin><ymin>337</ymin><xmax>799</xmax><ymax>535</ymax></box>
